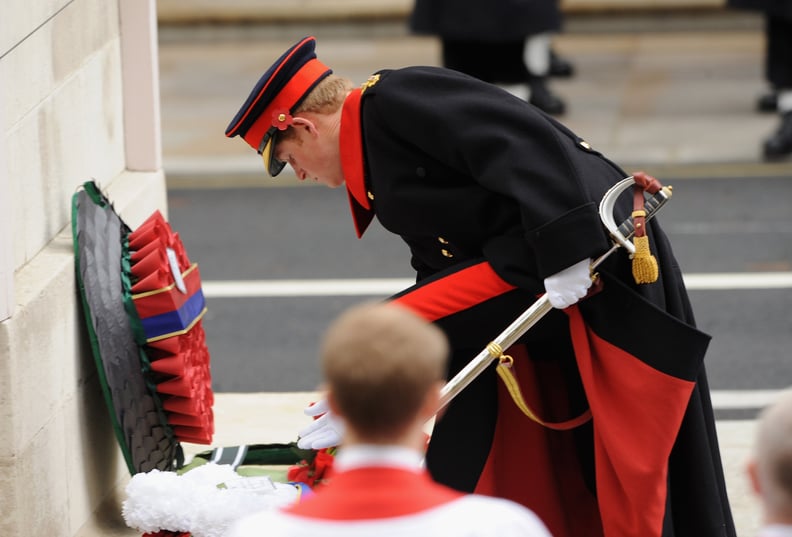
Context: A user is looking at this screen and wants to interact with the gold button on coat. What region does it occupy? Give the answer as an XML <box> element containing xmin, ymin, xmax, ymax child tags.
<box><xmin>441</xmin><ymin>249</ymin><xmax>454</xmax><ymax>258</ymax></box>
<box><xmin>437</xmin><ymin>237</ymin><xmax>449</xmax><ymax>244</ymax></box>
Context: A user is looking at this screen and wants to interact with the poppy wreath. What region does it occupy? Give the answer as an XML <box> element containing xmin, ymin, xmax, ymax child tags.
<box><xmin>128</xmin><ymin>209</ymin><xmax>214</xmax><ymax>445</ymax></box>
<box><xmin>71</xmin><ymin>180</ymin><xmax>213</xmax><ymax>475</ymax></box>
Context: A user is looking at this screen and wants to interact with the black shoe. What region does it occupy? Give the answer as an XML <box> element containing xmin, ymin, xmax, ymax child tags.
<box><xmin>757</xmin><ymin>92</ymin><xmax>778</xmax><ymax>113</ymax></box>
<box><xmin>529</xmin><ymin>77</ymin><xmax>566</xmax><ymax>115</ymax></box>
<box><xmin>762</xmin><ymin>111</ymin><xmax>792</xmax><ymax>160</ymax></box>
<box><xmin>549</xmin><ymin>49</ymin><xmax>575</xmax><ymax>78</ymax></box>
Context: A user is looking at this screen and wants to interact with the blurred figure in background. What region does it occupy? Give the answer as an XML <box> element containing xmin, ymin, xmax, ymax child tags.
<box><xmin>728</xmin><ymin>0</ymin><xmax>792</xmax><ymax>159</ymax></box>
<box><xmin>745</xmin><ymin>388</ymin><xmax>792</xmax><ymax>537</ymax></box>
<box><xmin>410</xmin><ymin>0</ymin><xmax>573</xmax><ymax>115</ymax></box>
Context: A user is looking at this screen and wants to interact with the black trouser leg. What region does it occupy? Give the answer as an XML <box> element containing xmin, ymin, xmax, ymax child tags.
<box><xmin>425</xmin><ymin>348</ymin><xmax>498</xmax><ymax>492</ymax></box>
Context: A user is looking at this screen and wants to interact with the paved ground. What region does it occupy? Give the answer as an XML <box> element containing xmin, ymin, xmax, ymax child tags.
<box><xmin>158</xmin><ymin>16</ymin><xmax>792</xmax><ymax>187</ymax></box>
<box><xmin>80</xmin><ymin>13</ymin><xmax>791</xmax><ymax>537</ymax></box>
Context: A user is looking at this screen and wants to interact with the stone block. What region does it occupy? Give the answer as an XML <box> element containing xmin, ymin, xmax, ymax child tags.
<box><xmin>0</xmin><ymin>403</ymin><xmax>69</xmax><ymax>537</ymax></box>
<box><xmin>1</xmin><ymin>0</ymin><xmax>119</xmax><ymax>133</ymax></box>
<box><xmin>64</xmin><ymin>374</ymin><xmax>130</xmax><ymax>534</ymax></box>
<box><xmin>0</xmin><ymin>232</ymin><xmax>77</xmax><ymax>459</ymax></box>
<box><xmin>5</xmin><ymin>39</ymin><xmax>126</xmax><ymax>270</ymax></box>
<box><xmin>0</xmin><ymin>0</ymin><xmax>69</xmax><ymax>55</ymax></box>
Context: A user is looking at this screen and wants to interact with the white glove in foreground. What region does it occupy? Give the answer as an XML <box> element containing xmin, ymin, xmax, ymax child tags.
<box><xmin>543</xmin><ymin>258</ymin><xmax>593</xmax><ymax>309</ymax></box>
<box><xmin>297</xmin><ymin>398</ymin><xmax>344</xmax><ymax>449</ymax></box>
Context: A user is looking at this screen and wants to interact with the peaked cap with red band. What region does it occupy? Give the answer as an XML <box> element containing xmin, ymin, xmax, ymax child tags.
<box><xmin>225</xmin><ymin>36</ymin><xmax>332</xmax><ymax>176</ymax></box>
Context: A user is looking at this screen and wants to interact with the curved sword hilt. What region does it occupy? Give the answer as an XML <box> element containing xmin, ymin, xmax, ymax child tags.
<box><xmin>597</xmin><ymin>175</ymin><xmax>673</xmax><ymax>257</ymax></box>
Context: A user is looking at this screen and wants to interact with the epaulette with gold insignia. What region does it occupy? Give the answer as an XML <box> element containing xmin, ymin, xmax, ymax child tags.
<box><xmin>360</xmin><ymin>74</ymin><xmax>380</xmax><ymax>94</ymax></box>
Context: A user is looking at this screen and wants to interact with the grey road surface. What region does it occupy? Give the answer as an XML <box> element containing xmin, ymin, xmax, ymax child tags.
<box><xmin>165</xmin><ymin>175</ymin><xmax>792</xmax><ymax>399</ymax></box>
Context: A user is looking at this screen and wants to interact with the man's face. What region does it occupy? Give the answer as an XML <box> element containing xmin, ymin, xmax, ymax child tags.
<box><xmin>274</xmin><ymin>125</ymin><xmax>345</xmax><ymax>188</ymax></box>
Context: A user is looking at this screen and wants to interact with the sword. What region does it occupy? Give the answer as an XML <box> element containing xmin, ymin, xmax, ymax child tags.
<box><xmin>438</xmin><ymin>175</ymin><xmax>673</xmax><ymax>411</ymax></box>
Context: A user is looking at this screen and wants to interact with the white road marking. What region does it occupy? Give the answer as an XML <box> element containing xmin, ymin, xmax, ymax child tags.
<box><xmin>710</xmin><ymin>389</ymin><xmax>786</xmax><ymax>409</ymax></box>
<box><xmin>201</xmin><ymin>272</ymin><xmax>792</xmax><ymax>298</ymax></box>
<box><xmin>202</xmin><ymin>278</ymin><xmax>415</xmax><ymax>297</ymax></box>
<box><xmin>683</xmin><ymin>272</ymin><xmax>792</xmax><ymax>289</ymax></box>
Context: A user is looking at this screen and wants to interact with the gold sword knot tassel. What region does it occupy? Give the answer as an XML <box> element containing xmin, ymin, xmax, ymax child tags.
<box><xmin>486</xmin><ymin>341</ymin><xmax>592</xmax><ymax>431</ymax></box>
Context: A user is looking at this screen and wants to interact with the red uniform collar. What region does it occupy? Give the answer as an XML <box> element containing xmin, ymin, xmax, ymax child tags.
<box><xmin>340</xmin><ymin>87</ymin><xmax>375</xmax><ymax>238</ymax></box>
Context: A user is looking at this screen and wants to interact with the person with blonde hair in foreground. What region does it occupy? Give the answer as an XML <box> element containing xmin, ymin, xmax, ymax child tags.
<box><xmin>224</xmin><ymin>302</ymin><xmax>552</xmax><ymax>537</ymax></box>
<box><xmin>747</xmin><ymin>388</ymin><xmax>792</xmax><ymax>537</ymax></box>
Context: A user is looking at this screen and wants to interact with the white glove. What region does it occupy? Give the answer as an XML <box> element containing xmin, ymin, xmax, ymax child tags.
<box><xmin>297</xmin><ymin>398</ymin><xmax>344</xmax><ymax>449</ymax></box>
<box><xmin>543</xmin><ymin>258</ymin><xmax>593</xmax><ymax>309</ymax></box>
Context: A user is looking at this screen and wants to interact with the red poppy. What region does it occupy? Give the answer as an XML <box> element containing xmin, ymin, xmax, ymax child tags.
<box><xmin>270</xmin><ymin>109</ymin><xmax>293</xmax><ymax>130</ymax></box>
<box><xmin>287</xmin><ymin>447</ymin><xmax>336</xmax><ymax>488</ymax></box>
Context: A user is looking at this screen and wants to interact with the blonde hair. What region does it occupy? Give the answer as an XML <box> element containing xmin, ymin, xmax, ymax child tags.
<box><xmin>278</xmin><ymin>74</ymin><xmax>355</xmax><ymax>143</ymax></box>
<box><xmin>320</xmin><ymin>302</ymin><xmax>449</xmax><ymax>440</ymax></box>
<box><xmin>296</xmin><ymin>74</ymin><xmax>354</xmax><ymax>114</ymax></box>
<box><xmin>754</xmin><ymin>388</ymin><xmax>792</xmax><ymax>517</ymax></box>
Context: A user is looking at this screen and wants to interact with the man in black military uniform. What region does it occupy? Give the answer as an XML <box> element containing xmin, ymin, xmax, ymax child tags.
<box><xmin>225</xmin><ymin>36</ymin><xmax>737</xmax><ymax>537</ymax></box>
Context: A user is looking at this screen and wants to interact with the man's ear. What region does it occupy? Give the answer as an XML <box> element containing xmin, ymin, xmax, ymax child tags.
<box><xmin>291</xmin><ymin>116</ymin><xmax>318</xmax><ymax>136</ymax></box>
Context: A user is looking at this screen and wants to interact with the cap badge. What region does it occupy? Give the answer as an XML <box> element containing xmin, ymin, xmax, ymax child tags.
<box><xmin>271</xmin><ymin>109</ymin><xmax>294</xmax><ymax>130</ymax></box>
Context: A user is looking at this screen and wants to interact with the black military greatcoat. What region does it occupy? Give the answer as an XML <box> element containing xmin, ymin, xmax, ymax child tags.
<box><xmin>338</xmin><ymin>67</ymin><xmax>736</xmax><ymax>537</ymax></box>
